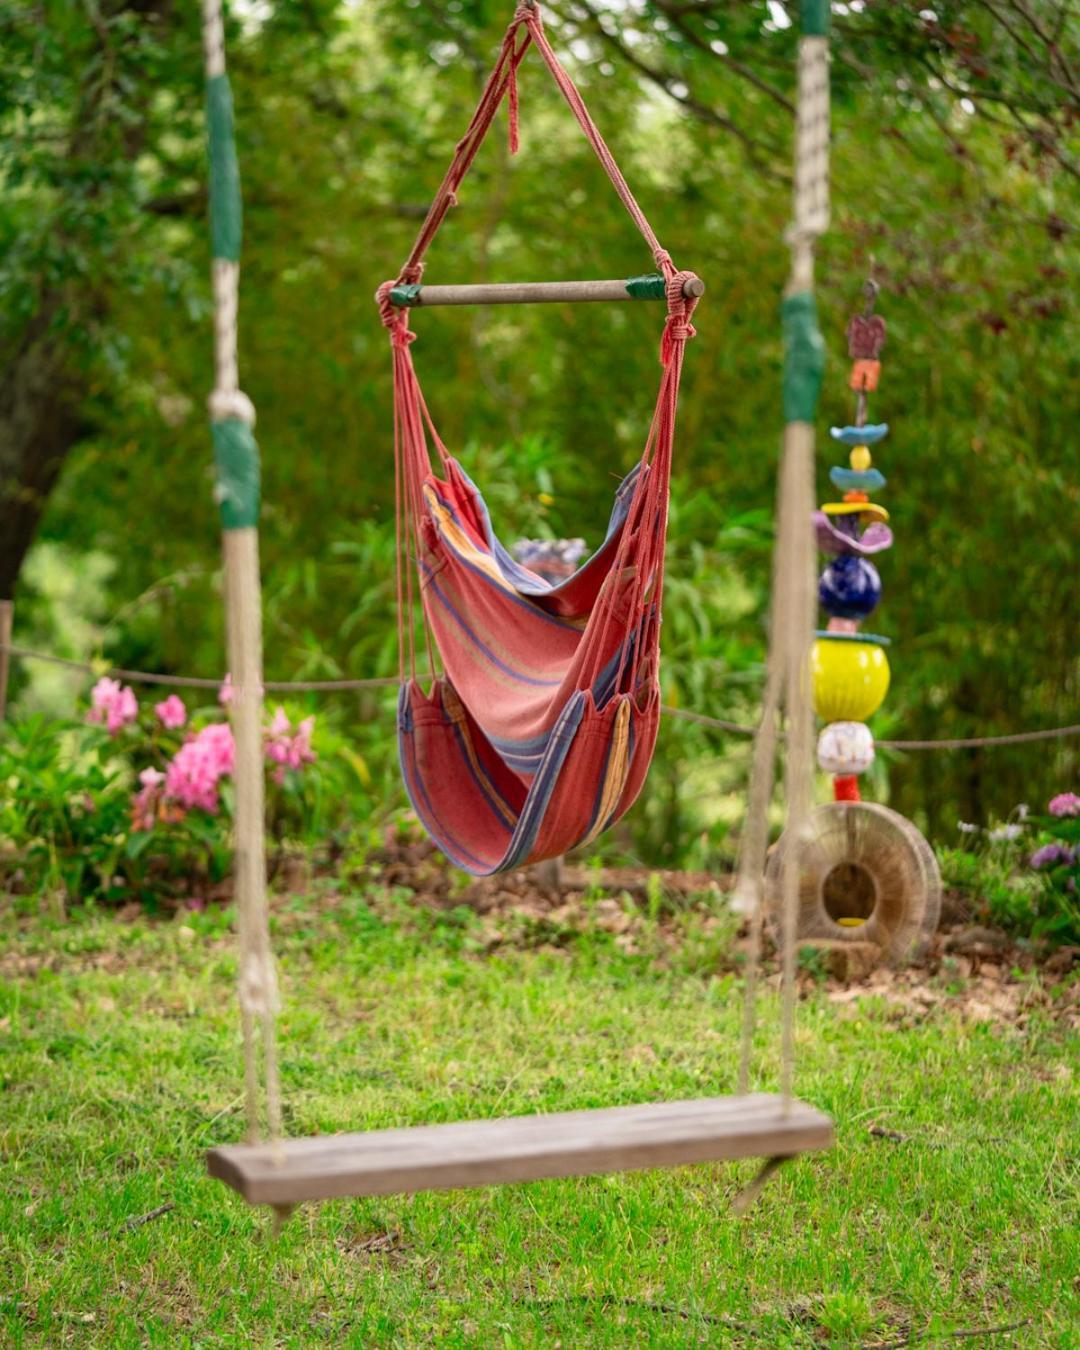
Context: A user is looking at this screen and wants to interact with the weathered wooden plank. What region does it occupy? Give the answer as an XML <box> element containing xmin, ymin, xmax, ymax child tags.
<box><xmin>207</xmin><ymin>1094</ymin><xmax>832</xmax><ymax>1206</ymax></box>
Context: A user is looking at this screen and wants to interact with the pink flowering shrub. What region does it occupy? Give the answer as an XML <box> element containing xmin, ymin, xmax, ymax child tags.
<box><xmin>1027</xmin><ymin>789</ymin><xmax>1080</xmax><ymax>942</ymax></box>
<box><xmin>164</xmin><ymin>722</ymin><xmax>236</xmax><ymax>813</ymax></box>
<box><xmin>3</xmin><ymin>679</ymin><xmax>361</xmax><ymax>912</ymax></box>
<box><xmin>264</xmin><ymin>707</ymin><xmax>316</xmax><ymax>782</ymax></box>
<box><xmin>86</xmin><ymin>677</ymin><xmax>138</xmax><ymax>735</ymax></box>
<box><xmin>155</xmin><ymin>695</ymin><xmax>187</xmax><ymax>730</ymax></box>
<box><xmin>948</xmin><ymin>795</ymin><xmax>1079</xmax><ymax>944</ymax></box>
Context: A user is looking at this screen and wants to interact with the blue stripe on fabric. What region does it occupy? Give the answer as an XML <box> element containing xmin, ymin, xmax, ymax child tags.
<box><xmin>488</xmin><ymin>726</ymin><xmax>554</xmax><ymax>755</ymax></box>
<box><xmin>397</xmin><ymin>685</ymin><xmax>496</xmax><ymax>873</ymax></box>
<box><xmin>447</xmin><ymin>715</ymin><xmax>519</xmax><ymax>828</ymax></box>
<box><xmin>501</xmin><ymin>692</ymin><xmax>587</xmax><ymax>870</ymax></box>
<box><xmin>423</xmin><ymin>572</ymin><xmax>563</xmax><ymax>689</ymax></box>
<box><xmin>426</xmin><ymin>505</ymin><xmax>582</xmax><ymax>635</ymax></box>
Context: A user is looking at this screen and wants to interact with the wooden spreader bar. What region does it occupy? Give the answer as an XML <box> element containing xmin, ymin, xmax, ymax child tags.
<box><xmin>207</xmin><ymin>1093</ymin><xmax>832</xmax><ymax>1207</ymax></box>
<box><xmin>388</xmin><ymin>274</ymin><xmax>706</xmax><ymax>309</ymax></box>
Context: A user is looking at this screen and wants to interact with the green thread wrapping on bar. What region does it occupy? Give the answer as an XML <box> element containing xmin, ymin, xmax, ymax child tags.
<box><xmin>801</xmin><ymin>0</ymin><xmax>830</xmax><ymax>37</ymax></box>
<box><xmin>782</xmin><ymin>291</ymin><xmax>826</xmax><ymax>423</ymax></box>
<box><xmin>213</xmin><ymin>418</ymin><xmax>260</xmax><ymax>529</ymax></box>
<box><xmin>625</xmin><ymin>273</ymin><xmax>667</xmax><ymax>300</ymax></box>
<box><xmin>206</xmin><ymin>74</ymin><xmax>242</xmax><ymax>262</ymax></box>
<box><xmin>390</xmin><ymin>283</ymin><xmax>422</xmax><ymax>307</ymax></box>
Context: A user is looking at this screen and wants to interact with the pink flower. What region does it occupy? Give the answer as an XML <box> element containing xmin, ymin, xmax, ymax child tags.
<box><xmin>164</xmin><ymin>721</ymin><xmax>236</xmax><ymax>814</ymax></box>
<box><xmin>140</xmin><ymin>767</ymin><xmax>165</xmax><ymax>788</ymax></box>
<box><xmin>155</xmin><ymin>694</ymin><xmax>187</xmax><ymax>730</ymax></box>
<box><xmin>1048</xmin><ymin>792</ymin><xmax>1080</xmax><ymax>818</ymax></box>
<box><xmin>87</xmin><ymin>676</ymin><xmax>138</xmax><ymax>735</ymax></box>
<box><xmin>264</xmin><ymin>707</ymin><xmax>317</xmax><ymax>782</ymax></box>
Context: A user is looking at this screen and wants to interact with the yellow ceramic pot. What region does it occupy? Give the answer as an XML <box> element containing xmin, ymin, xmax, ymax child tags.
<box><xmin>811</xmin><ymin>638</ymin><xmax>891</xmax><ymax>722</ymax></box>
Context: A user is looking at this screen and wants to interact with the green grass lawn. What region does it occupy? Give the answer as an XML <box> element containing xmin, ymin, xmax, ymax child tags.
<box><xmin>1</xmin><ymin>886</ymin><xmax>1077</xmax><ymax>1347</ymax></box>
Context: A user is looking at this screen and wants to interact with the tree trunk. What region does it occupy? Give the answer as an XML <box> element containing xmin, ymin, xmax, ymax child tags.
<box><xmin>0</xmin><ymin>299</ymin><xmax>92</xmax><ymax>601</ymax></box>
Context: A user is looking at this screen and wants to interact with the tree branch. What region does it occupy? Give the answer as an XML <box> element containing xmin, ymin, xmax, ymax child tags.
<box><xmin>566</xmin><ymin>0</ymin><xmax>784</xmax><ymax>172</ymax></box>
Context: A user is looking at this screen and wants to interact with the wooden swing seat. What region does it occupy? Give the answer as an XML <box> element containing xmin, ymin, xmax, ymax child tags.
<box><xmin>206</xmin><ymin>1093</ymin><xmax>832</xmax><ymax>1207</ymax></box>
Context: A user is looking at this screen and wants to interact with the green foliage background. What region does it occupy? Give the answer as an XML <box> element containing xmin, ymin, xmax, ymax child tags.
<box><xmin>2</xmin><ymin>0</ymin><xmax>1077</xmax><ymax>863</ymax></box>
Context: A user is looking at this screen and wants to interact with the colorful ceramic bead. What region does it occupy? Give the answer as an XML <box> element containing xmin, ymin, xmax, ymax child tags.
<box><xmin>833</xmin><ymin>774</ymin><xmax>862</xmax><ymax>802</ymax></box>
<box><xmin>819</xmin><ymin>555</ymin><xmax>882</xmax><ymax>619</ymax></box>
<box><xmin>813</xmin><ymin>631</ymin><xmax>890</xmax><ymax>645</ymax></box>
<box><xmin>822</xmin><ymin>501</ymin><xmax>890</xmax><ymax>524</ymax></box>
<box><xmin>830</xmin><ymin>466</ymin><xmax>885</xmax><ymax>493</ymax></box>
<box><xmin>830</xmin><ymin>424</ymin><xmax>889</xmax><ymax>447</ymax></box>
<box><xmin>846</xmin><ymin>313</ymin><xmax>887</xmax><ymax>360</ymax></box>
<box><xmin>850</xmin><ymin>446</ymin><xmax>872</xmax><ymax>471</ymax></box>
<box><xmin>817</xmin><ymin>720</ymin><xmax>875</xmax><ymax>775</ymax></box>
<box><xmin>814</xmin><ymin>513</ymin><xmax>894</xmax><ymax>557</ymax></box>
<box><xmin>811</xmin><ymin>637</ymin><xmax>891</xmax><ymax>721</ymax></box>
<box><xmin>849</xmin><ymin>359</ymin><xmax>881</xmax><ymax>392</ymax></box>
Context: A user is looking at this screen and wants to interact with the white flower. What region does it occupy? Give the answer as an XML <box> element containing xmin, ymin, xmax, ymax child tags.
<box><xmin>987</xmin><ymin>824</ymin><xmax>1023</xmax><ymax>843</ymax></box>
<box><xmin>958</xmin><ymin>822</ymin><xmax>979</xmax><ymax>835</ymax></box>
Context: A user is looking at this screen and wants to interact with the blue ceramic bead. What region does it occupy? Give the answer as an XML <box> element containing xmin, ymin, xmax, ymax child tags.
<box><xmin>830</xmin><ymin>423</ymin><xmax>889</xmax><ymax>446</ymax></box>
<box><xmin>819</xmin><ymin>555</ymin><xmax>882</xmax><ymax>618</ymax></box>
<box><xmin>830</xmin><ymin>467</ymin><xmax>887</xmax><ymax>493</ymax></box>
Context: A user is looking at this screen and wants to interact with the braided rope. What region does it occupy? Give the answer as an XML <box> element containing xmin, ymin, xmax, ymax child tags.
<box><xmin>736</xmin><ymin>14</ymin><xmax>831</xmax><ymax>1114</ymax></box>
<box><xmin>201</xmin><ymin>0</ymin><xmax>282</xmax><ymax>1159</ymax></box>
<box><xmin>788</xmin><ymin>34</ymin><xmax>830</xmax><ymax>291</ymax></box>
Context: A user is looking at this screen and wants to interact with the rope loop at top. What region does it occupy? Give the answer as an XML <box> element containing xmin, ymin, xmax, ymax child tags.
<box><xmin>388</xmin><ymin>0</ymin><xmax>689</xmax><ymax>303</ymax></box>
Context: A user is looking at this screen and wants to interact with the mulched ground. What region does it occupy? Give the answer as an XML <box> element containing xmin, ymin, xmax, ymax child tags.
<box><xmin>4</xmin><ymin>834</ymin><xmax>1076</xmax><ymax>1035</ymax></box>
<box><xmin>353</xmin><ymin>835</ymin><xmax>1080</xmax><ymax>1035</ymax></box>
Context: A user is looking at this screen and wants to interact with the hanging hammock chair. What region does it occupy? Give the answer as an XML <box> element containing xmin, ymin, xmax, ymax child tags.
<box><xmin>375</xmin><ymin>2</ymin><xmax>701</xmax><ymax>876</ymax></box>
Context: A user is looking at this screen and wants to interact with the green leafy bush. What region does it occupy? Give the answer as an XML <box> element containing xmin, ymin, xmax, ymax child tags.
<box><xmin>0</xmin><ymin>680</ymin><xmax>373</xmax><ymax>912</ymax></box>
<box><xmin>939</xmin><ymin>793</ymin><xmax>1080</xmax><ymax>944</ymax></box>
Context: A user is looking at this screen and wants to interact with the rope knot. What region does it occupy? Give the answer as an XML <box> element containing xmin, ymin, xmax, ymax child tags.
<box><xmin>375</xmin><ymin>279</ymin><xmax>419</xmax><ymax>349</ymax></box>
<box><xmin>659</xmin><ymin>269</ymin><xmax>701</xmax><ymax>365</ymax></box>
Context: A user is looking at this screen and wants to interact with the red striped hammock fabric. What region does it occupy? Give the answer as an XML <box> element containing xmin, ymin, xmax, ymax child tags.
<box><xmin>376</xmin><ymin>4</ymin><xmax>699</xmax><ymax>875</ymax></box>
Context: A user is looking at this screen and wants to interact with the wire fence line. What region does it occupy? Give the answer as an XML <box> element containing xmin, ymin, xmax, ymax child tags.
<box><xmin>3</xmin><ymin>641</ymin><xmax>1078</xmax><ymax>752</ymax></box>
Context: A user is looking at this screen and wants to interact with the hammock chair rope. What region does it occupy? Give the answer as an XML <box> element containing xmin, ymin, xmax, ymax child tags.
<box><xmin>374</xmin><ymin>0</ymin><xmax>701</xmax><ymax>880</ymax></box>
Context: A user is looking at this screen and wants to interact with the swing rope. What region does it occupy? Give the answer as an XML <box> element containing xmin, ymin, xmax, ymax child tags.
<box><xmin>202</xmin><ymin>0</ymin><xmax>282</xmax><ymax>1156</ymax></box>
<box><xmin>735</xmin><ymin>0</ymin><xmax>830</xmax><ymax>1108</ymax></box>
